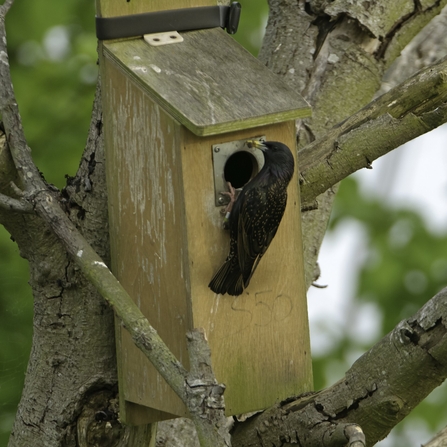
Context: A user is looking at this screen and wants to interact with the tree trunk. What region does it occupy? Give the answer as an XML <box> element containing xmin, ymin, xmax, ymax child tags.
<box><xmin>4</xmin><ymin>83</ymin><xmax>131</xmax><ymax>447</ymax></box>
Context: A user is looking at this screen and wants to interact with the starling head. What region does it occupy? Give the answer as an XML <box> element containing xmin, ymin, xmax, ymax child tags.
<box><xmin>246</xmin><ymin>140</ymin><xmax>294</xmax><ymax>183</ymax></box>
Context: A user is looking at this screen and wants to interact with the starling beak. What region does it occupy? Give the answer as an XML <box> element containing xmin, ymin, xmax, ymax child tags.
<box><xmin>209</xmin><ymin>140</ymin><xmax>295</xmax><ymax>296</ymax></box>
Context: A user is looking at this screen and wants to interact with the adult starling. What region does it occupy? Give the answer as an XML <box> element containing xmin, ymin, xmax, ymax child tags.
<box><xmin>209</xmin><ymin>140</ymin><xmax>295</xmax><ymax>296</ymax></box>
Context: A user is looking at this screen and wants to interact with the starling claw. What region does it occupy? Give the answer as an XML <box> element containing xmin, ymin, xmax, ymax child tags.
<box><xmin>220</xmin><ymin>182</ymin><xmax>237</xmax><ymax>215</ymax></box>
<box><xmin>219</xmin><ymin>182</ymin><xmax>237</xmax><ymax>229</ymax></box>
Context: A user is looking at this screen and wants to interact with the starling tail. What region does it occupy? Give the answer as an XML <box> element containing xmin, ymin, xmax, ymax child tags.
<box><xmin>209</xmin><ymin>140</ymin><xmax>295</xmax><ymax>296</ymax></box>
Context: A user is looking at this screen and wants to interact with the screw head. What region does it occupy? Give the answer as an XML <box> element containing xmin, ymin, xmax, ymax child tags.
<box><xmin>218</xmin><ymin>196</ymin><xmax>225</xmax><ymax>204</ymax></box>
<box><xmin>214</xmin><ymin>147</ymin><xmax>220</xmax><ymax>153</ymax></box>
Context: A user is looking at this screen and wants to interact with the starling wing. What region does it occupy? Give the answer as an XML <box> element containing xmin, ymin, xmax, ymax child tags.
<box><xmin>238</xmin><ymin>180</ymin><xmax>288</xmax><ymax>288</ymax></box>
<box><xmin>208</xmin><ymin>176</ymin><xmax>288</xmax><ymax>295</ymax></box>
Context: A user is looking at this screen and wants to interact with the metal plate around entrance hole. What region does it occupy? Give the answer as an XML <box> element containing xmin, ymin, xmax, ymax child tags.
<box><xmin>212</xmin><ymin>136</ymin><xmax>265</xmax><ymax>207</ymax></box>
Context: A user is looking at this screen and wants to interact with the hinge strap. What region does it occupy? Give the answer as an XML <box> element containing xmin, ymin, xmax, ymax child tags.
<box><xmin>96</xmin><ymin>3</ymin><xmax>241</xmax><ymax>40</ymax></box>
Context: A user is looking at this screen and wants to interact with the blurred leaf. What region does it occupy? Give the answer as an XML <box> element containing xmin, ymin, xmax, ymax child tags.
<box><xmin>332</xmin><ymin>177</ymin><xmax>447</xmax><ymax>333</ymax></box>
<box><xmin>232</xmin><ymin>0</ymin><xmax>268</xmax><ymax>56</ymax></box>
<box><xmin>320</xmin><ymin>175</ymin><xmax>447</xmax><ymax>445</ymax></box>
<box><xmin>7</xmin><ymin>0</ymin><xmax>97</xmax><ymax>189</ymax></box>
<box><xmin>0</xmin><ymin>227</ymin><xmax>33</xmax><ymax>445</ymax></box>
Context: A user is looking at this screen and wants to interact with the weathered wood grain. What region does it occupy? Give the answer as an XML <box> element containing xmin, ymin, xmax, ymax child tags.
<box><xmin>103</xmin><ymin>28</ymin><xmax>310</xmax><ymax>136</ymax></box>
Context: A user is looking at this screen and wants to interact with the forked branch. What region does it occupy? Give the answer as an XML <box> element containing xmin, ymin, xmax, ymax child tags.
<box><xmin>299</xmin><ymin>56</ymin><xmax>447</xmax><ymax>207</ymax></box>
<box><xmin>0</xmin><ymin>6</ymin><xmax>229</xmax><ymax>447</ymax></box>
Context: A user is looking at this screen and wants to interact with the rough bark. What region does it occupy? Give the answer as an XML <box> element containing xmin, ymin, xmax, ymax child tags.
<box><xmin>424</xmin><ymin>426</ymin><xmax>447</xmax><ymax>447</ymax></box>
<box><xmin>299</xmin><ymin>56</ymin><xmax>447</xmax><ymax>206</ymax></box>
<box><xmin>379</xmin><ymin>5</ymin><xmax>447</xmax><ymax>95</ymax></box>
<box><xmin>0</xmin><ymin>21</ymin><xmax>153</xmax><ymax>442</ymax></box>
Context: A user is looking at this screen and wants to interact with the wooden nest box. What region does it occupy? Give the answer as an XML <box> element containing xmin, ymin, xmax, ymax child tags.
<box><xmin>97</xmin><ymin>0</ymin><xmax>313</xmax><ymax>426</ymax></box>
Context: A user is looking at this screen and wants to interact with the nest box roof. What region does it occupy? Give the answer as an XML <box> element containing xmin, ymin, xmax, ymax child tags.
<box><xmin>102</xmin><ymin>28</ymin><xmax>311</xmax><ymax>136</ymax></box>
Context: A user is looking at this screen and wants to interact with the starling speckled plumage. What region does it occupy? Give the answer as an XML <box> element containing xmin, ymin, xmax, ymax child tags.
<box><xmin>209</xmin><ymin>140</ymin><xmax>295</xmax><ymax>296</ymax></box>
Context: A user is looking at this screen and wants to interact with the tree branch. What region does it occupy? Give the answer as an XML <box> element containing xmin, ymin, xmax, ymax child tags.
<box><xmin>0</xmin><ymin>190</ymin><xmax>33</xmax><ymax>212</ymax></box>
<box><xmin>0</xmin><ymin>0</ymin><xmax>14</xmax><ymax>15</ymax></box>
<box><xmin>186</xmin><ymin>329</ymin><xmax>231</xmax><ymax>447</ymax></box>
<box><xmin>0</xmin><ymin>9</ymin><xmax>228</xmax><ymax>447</ymax></box>
<box><xmin>231</xmin><ymin>287</ymin><xmax>447</xmax><ymax>446</ymax></box>
<box><xmin>423</xmin><ymin>426</ymin><xmax>447</xmax><ymax>447</ymax></box>
<box><xmin>299</xmin><ymin>56</ymin><xmax>447</xmax><ymax>207</ymax></box>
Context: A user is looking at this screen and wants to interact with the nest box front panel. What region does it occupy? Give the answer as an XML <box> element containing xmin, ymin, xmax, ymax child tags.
<box><xmin>180</xmin><ymin>121</ymin><xmax>313</xmax><ymax>415</ymax></box>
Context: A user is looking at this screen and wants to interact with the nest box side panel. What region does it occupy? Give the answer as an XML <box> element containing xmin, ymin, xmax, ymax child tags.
<box><xmin>101</xmin><ymin>55</ymin><xmax>191</xmax><ymax>421</ymax></box>
<box><xmin>180</xmin><ymin>121</ymin><xmax>313</xmax><ymax>416</ymax></box>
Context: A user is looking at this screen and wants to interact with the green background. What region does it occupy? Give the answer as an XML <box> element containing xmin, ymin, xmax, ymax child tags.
<box><xmin>1</xmin><ymin>1</ymin><xmax>446</xmax><ymax>446</ymax></box>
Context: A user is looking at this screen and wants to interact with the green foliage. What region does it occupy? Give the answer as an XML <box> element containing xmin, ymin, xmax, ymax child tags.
<box><xmin>232</xmin><ymin>0</ymin><xmax>269</xmax><ymax>56</ymax></box>
<box><xmin>332</xmin><ymin>177</ymin><xmax>447</xmax><ymax>335</ymax></box>
<box><xmin>318</xmin><ymin>176</ymin><xmax>447</xmax><ymax>445</ymax></box>
<box><xmin>6</xmin><ymin>0</ymin><xmax>97</xmax><ymax>189</ymax></box>
<box><xmin>0</xmin><ymin>226</ymin><xmax>33</xmax><ymax>444</ymax></box>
